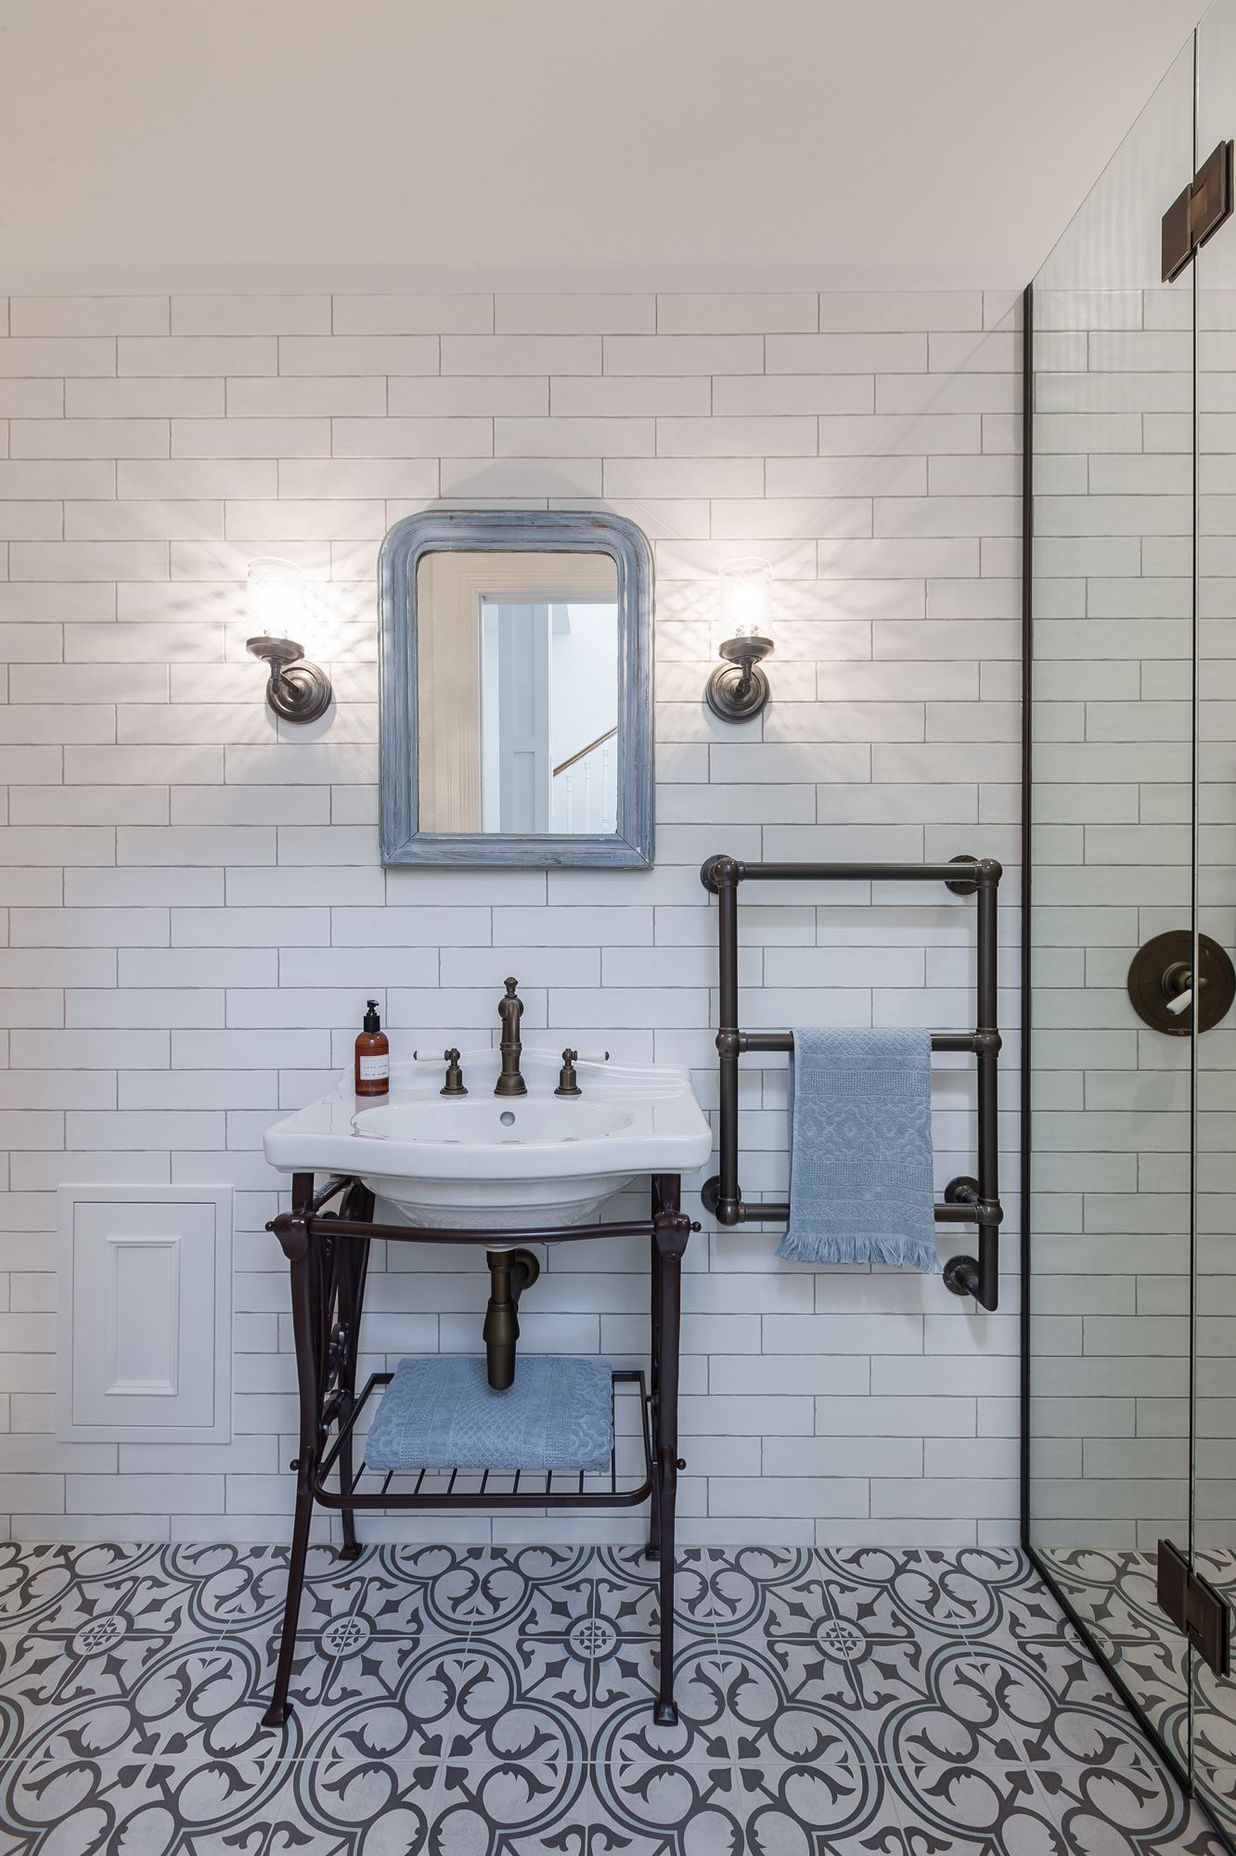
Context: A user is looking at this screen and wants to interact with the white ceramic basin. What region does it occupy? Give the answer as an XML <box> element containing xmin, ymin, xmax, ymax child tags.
<box><xmin>262</xmin><ymin>1049</ymin><xmax>711</xmax><ymax>1229</ymax></box>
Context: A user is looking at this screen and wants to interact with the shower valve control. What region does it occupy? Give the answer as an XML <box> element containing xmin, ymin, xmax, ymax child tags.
<box><xmin>1127</xmin><ymin>931</ymin><xmax>1236</xmax><ymax>1037</ymax></box>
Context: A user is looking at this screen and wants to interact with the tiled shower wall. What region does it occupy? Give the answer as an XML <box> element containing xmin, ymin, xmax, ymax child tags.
<box><xmin>0</xmin><ymin>288</ymin><xmax>1025</xmax><ymax>1547</ymax></box>
<box><xmin>1029</xmin><ymin>286</ymin><xmax>1196</xmax><ymax>1551</ymax></box>
<box><xmin>1030</xmin><ymin>282</ymin><xmax>1236</xmax><ymax>1552</ymax></box>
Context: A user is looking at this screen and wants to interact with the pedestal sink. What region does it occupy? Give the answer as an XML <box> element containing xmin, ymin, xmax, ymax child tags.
<box><xmin>262</xmin><ymin>1049</ymin><xmax>711</xmax><ymax>1229</ymax></box>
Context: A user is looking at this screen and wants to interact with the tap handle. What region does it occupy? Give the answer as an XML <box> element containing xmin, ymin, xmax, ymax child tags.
<box><xmin>441</xmin><ymin>1048</ymin><xmax>468</xmax><ymax>1096</ymax></box>
<box><xmin>1164</xmin><ymin>965</ymin><xmax>1209</xmax><ymax>1015</ymax></box>
<box><xmin>555</xmin><ymin>1048</ymin><xmax>582</xmax><ymax>1098</ymax></box>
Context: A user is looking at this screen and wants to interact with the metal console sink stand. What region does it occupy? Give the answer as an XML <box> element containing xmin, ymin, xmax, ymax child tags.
<box><xmin>261</xmin><ymin>1170</ymin><xmax>693</xmax><ymax>1729</ymax></box>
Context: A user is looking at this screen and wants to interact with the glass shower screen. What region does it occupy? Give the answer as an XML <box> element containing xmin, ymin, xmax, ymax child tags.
<box><xmin>1027</xmin><ymin>5</ymin><xmax>1236</xmax><ymax>1839</ymax></box>
<box><xmin>1026</xmin><ymin>32</ymin><xmax>1198</xmax><ymax>1780</ymax></box>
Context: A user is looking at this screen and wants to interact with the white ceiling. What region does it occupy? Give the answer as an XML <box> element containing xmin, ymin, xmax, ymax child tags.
<box><xmin>0</xmin><ymin>0</ymin><xmax>1208</xmax><ymax>292</ymax></box>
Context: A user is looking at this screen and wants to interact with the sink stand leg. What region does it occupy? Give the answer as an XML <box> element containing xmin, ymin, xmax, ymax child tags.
<box><xmin>652</xmin><ymin>1173</ymin><xmax>689</xmax><ymax>1727</ymax></box>
<box><xmin>263</xmin><ymin>1172</ymin><xmax>324</xmax><ymax>1729</ymax></box>
<box><xmin>336</xmin><ymin>1183</ymin><xmax>373</xmax><ymax>1561</ymax></box>
<box><xmin>645</xmin><ymin>1230</ymin><xmax>663</xmax><ymax>1562</ymax></box>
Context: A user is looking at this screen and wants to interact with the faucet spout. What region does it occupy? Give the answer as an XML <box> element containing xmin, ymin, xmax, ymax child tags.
<box><xmin>494</xmin><ymin>976</ymin><xmax>527</xmax><ymax>1097</ymax></box>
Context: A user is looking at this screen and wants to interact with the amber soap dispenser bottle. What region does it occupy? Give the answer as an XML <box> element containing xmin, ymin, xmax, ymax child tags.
<box><xmin>354</xmin><ymin>999</ymin><xmax>390</xmax><ymax>1097</ymax></box>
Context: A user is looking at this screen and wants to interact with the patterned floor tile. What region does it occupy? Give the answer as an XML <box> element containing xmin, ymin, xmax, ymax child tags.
<box><xmin>588</xmin><ymin>1755</ymin><xmax>749</xmax><ymax>1855</ymax></box>
<box><xmin>432</xmin><ymin>1756</ymin><xmax>591</xmax><ymax>1854</ymax></box>
<box><xmin>601</xmin><ymin>1541</ymin><xmax>754</xmax><ymax>1634</ymax></box>
<box><xmin>170</xmin><ymin>1544</ymin><xmax>475</xmax><ymax>1763</ymax></box>
<box><xmin>992</xmin><ymin>1574</ymin><xmax>1195</xmax><ymax>1774</ymax></box>
<box><xmin>872</xmin><ymin>1644</ymin><xmax>1041</xmax><ymax>1772</ymax></box>
<box><xmin>592</xmin><ymin>1751</ymin><xmax>929</xmax><ymax>1855</ymax></box>
<box><xmin>442</xmin><ymin>1637</ymin><xmax>725</xmax><ymax>1767</ymax></box>
<box><xmin>4</xmin><ymin>1547</ymin><xmax>217</xmax><ymax>1665</ymax></box>
<box><xmin>0</xmin><ymin>1544</ymin><xmax>104</xmax><ymax>1633</ymax></box>
<box><xmin>0</xmin><ymin>1750</ymin><xmax>295</xmax><ymax>1856</ymax></box>
<box><xmin>689</xmin><ymin>1544</ymin><xmax>817</xmax><ymax>1639</ymax></box>
<box><xmin>697</xmin><ymin>1555</ymin><xmax>999</xmax><ymax>1776</ymax></box>
<box><xmin>19</xmin><ymin>1631</ymin><xmax>310</xmax><ymax>1774</ymax></box>
<box><xmin>281</xmin><ymin>1755</ymin><xmax>443</xmax><ymax>1850</ymax></box>
<box><xmin>1031</xmin><ymin>1752</ymin><xmax>1223</xmax><ymax>1856</ymax></box>
<box><xmin>0</xmin><ymin>1542</ymin><xmax>1226</xmax><ymax>1856</ymax></box>
<box><xmin>379</xmin><ymin>1540</ymin><xmax>501</xmax><ymax>1635</ymax></box>
<box><xmin>969</xmin><ymin>1548</ymin><xmax>1102</xmax><ymax>1649</ymax></box>
<box><xmin>885</xmin><ymin>1760</ymin><xmax>1058</xmax><ymax>1854</ymax></box>
<box><xmin>0</xmin><ymin>1556</ymin><xmax>244</xmax><ymax>1773</ymax></box>
<box><xmin>1194</xmin><ymin>1764</ymin><xmax>1236</xmax><ymax>1846</ymax></box>
<box><xmin>1037</xmin><ymin>1545</ymin><xmax>1194</xmax><ymax>1769</ymax></box>
<box><xmin>960</xmin><ymin>1636</ymin><xmax>1165</xmax><ymax>1776</ymax></box>
<box><xmin>200</xmin><ymin>1541</ymin><xmax>367</xmax><ymax>1634</ymax></box>
<box><xmin>1192</xmin><ymin>1643</ymin><xmax>1236</xmax><ymax>1843</ymax></box>
<box><xmin>439</xmin><ymin>1543</ymin><xmax>596</xmax><ymax>1635</ymax></box>
<box><xmin>819</xmin><ymin>1545</ymin><xmax>1030</xmax><ymax>1643</ymax></box>
<box><xmin>464</xmin><ymin>1542</ymin><xmax>719</xmax><ymax>1637</ymax></box>
<box><xmin>590</xmin><ymin>1650</ymin><xmax>758</xmax><ymax>1768</ymax></box>
<box><xmin>457</xmin><ymin>1545</ymin><xmax>723</xmax><ymax>1759</ymax></box>
<box><xmin>732</xmin><ymin>1754</ymin><xmax>891</xmax><ymax>1843</ymax></box>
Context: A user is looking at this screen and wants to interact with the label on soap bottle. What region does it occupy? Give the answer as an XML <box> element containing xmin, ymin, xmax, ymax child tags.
<box><xmin>358</xmin><ymin>1054</ymin><xmax>389</xmax><ymax>1082</ymax></box>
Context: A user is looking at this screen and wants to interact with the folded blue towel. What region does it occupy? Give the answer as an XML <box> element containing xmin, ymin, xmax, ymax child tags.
<box><xmin>366</xmin><ymin>1354</ymin><xmax>613</xmax><ymax>1473</ymax></box>
<box><xmin>777</xmin><ymin>1027</ymin><xmax>937</xmax><ymax>1271</ymax></box>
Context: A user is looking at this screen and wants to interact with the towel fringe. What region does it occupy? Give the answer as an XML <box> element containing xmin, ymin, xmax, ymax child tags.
<box><xmin>776</xmin><ymin>1228</ymin><xmax>939</xmax><ymax>1273</ymax></box>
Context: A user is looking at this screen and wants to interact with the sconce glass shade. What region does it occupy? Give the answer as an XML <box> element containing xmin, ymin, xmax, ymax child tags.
<box><xmin>718</xmin><ymin>555</ymin><xmax>773</xmax><ymax>638</ymax></box>
<box><xmin>707</xmin><ymin>556</ymin><xmax>774</xmax><ymax>721</ymax></box>
<box><xmin>247</xmin><ymin>556</ymin><xmax>309</xmax><ymax>637</ymax></box>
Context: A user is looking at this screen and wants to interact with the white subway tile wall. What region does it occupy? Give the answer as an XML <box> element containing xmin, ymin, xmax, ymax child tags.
<box><xmin>0</xmin><ymin>290</ymin><xmax>1022</xmax><ymax>1548</ymax></box>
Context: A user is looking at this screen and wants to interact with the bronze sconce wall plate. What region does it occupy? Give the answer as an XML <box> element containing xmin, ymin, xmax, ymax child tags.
<box><xmin>705</xmin><ymin>632</ymin><xmax>775</xmax><ymax>721</ymax></box>
<box><xmin>247</xmin><ymin>635</ymin><xmax>333</xmax><ymax>724</ymax></box>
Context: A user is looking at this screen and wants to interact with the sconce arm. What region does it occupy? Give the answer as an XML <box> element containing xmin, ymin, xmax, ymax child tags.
<box><xmin>247</xmin><ymin>635</ymin><xmax>333</xmax><ymax>725</ymax></box>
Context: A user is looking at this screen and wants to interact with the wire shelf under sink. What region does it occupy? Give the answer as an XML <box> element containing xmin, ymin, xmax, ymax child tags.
<box><xmin>313</xmin><ymin>1366</ymin><xmax>654</xmax><ymax>1511</ymax></box>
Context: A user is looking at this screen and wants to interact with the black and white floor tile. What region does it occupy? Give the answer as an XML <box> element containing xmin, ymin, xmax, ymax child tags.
<box><xmin>1041</xmin><ymin>1542</ymin><xmax>1236</xmax><ymax>1847</ymax></box>
<box><xmin>1039</xmin><ymin>1545</ymin><xmax>1194</xmax><ymax>1770</ymax></box>
<box><xmin>0</xmin><ymin>1539</ymin><xmax>1227</xmax><ymax>1854</ymax></box>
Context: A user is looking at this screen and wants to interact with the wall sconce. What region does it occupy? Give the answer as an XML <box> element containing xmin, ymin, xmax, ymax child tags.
<box><xmin>245</xmin><ymin>558</ymin><xmax>333</xmax><ymax>724</ymax></box>
<box><xmin>705</xmin><ymin>556</ymin><xmax>775</xmax><ymax>721</ymax></box>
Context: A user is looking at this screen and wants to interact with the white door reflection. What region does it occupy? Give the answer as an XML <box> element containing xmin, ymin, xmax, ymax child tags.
<box><xmin>415</xmin><ymin>548</ymin><xmax>619</xmax><ymax>838</ymax></box>
<box><xmin>480</xmin><ymin>597</ymin><xmax>618</xmax><ymax>835</ymax></box>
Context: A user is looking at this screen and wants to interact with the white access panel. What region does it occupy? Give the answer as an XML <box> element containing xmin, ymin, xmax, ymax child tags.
<box><xmin>57</xmin><ymin>1185</ymin><xmax>233</xmax><ymax>1444</ymax></box>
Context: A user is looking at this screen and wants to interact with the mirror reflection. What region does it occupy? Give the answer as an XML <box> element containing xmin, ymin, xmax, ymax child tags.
<box><xmin>415</xmin><ymin>551</ymin><xmax>619</xmax><ymax>837</ymax></box>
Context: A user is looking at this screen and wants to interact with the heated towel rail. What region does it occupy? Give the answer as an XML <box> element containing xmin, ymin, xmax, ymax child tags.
<box><xmin>700</xmin><ymin>852</ymin><xmax>1004</xmax><ymax>1311</ymax></box>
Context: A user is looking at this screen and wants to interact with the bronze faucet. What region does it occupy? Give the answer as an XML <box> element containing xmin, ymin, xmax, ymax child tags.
<box><xmin>494</xmin><ymin>977</ymin><xmax>527</xmax><ymax>1097</ymax></box>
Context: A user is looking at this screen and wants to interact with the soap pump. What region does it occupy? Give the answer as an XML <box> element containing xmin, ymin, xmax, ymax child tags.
<box><xmin>354</xmin><ymin>999</ymin><xmax>390</xmax><ymax>1098</ymax></box>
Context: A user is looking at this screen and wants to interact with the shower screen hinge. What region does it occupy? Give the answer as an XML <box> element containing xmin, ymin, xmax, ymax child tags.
<box><xmin>1162</xmin><ymin>140</ymin><xmax>1234</xmax><ymax>281</ymax></box>
<box><xmin>1157</xmin><ymin>1538</ymin><xmax>1232</xmax><ymax>1677</ymax></box>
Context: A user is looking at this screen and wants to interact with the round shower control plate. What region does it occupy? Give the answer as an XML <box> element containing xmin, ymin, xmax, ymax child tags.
<box><xmin>1126</xmin><ymin>929</ymin><xmax>1236</xmax><ymax>1036</ymax></box>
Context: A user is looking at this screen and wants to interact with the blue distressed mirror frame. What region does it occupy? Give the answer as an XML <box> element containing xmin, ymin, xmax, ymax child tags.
<box><xmin>378</xmin><ymin>509</ymin><xmax>654</xmax><ymax>868</ymax></box>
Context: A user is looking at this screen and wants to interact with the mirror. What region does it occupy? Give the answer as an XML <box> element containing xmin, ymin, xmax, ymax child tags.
<box><xmin>379</xmin><ymin>511</ymin><xmax>653</xmax><ymax>868</ymax></box>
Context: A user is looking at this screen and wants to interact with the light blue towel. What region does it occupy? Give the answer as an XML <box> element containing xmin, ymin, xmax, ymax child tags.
<box><xmin>777</xmin><ymin>1028</ymin><xmax>937</xmax><ymax>1271</ymax></box>
<box><xmin>366</xmin><ymin>1355</ymin><xmax>613</xmax><ymax>1473</ymax></box>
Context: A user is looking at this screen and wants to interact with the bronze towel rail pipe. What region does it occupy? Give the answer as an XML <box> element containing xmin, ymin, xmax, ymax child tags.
<box><xmin>699</xmin><ymin>852</ymin><xmax>1004</xmax><ymax>1312</ymax></box>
